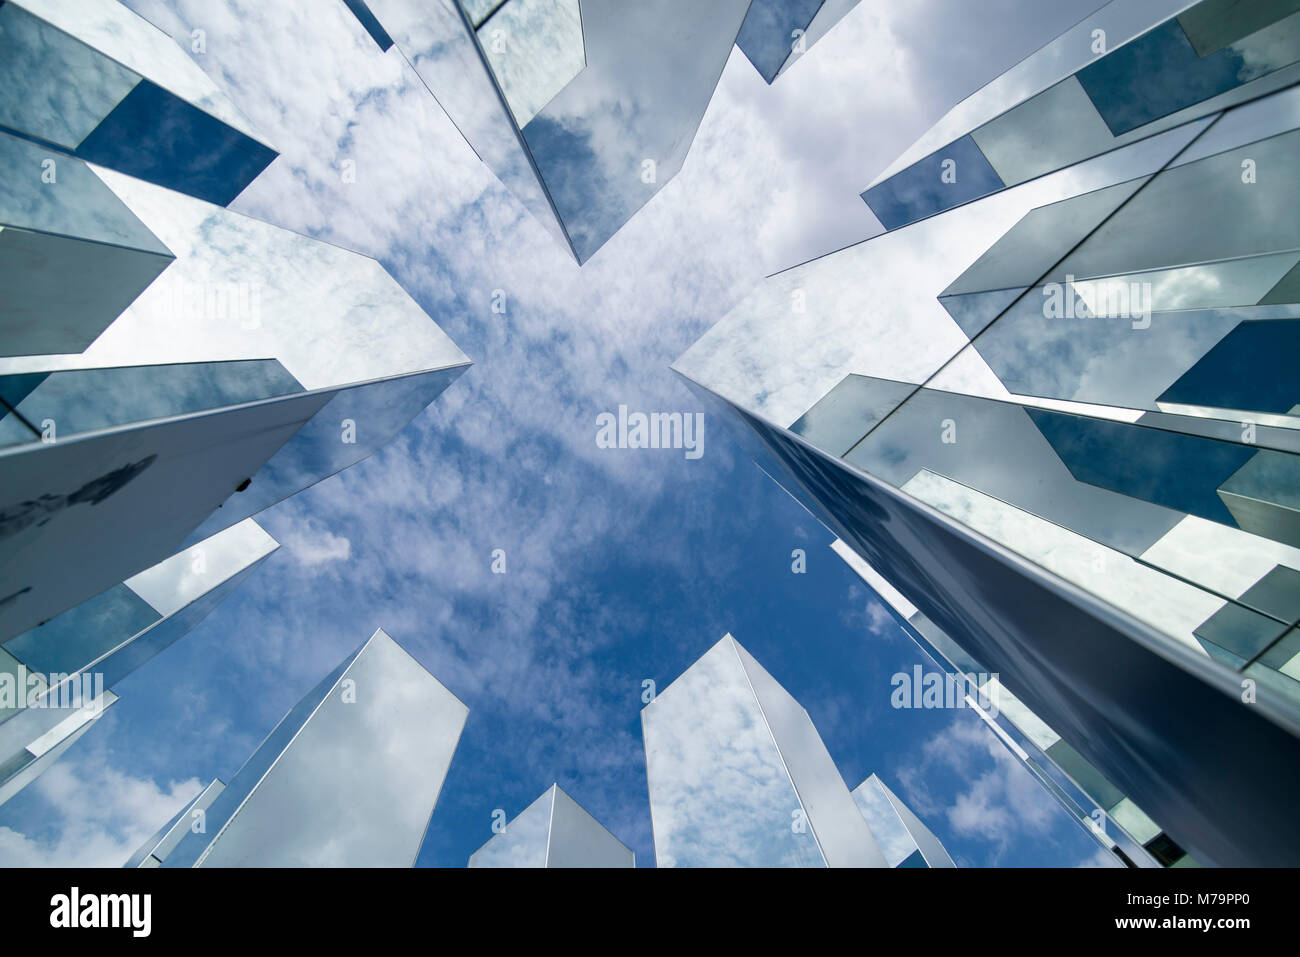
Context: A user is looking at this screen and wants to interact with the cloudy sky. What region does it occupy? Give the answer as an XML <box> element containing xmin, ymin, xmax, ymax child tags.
<box><xmin>0</xmin><ymin>0</ymin><xmax>1121</xmax><ymax>867</ymax></box>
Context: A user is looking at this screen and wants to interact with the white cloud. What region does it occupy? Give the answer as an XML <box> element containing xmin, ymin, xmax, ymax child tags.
<box><xmin>279</xmin><ymin>515</ymin><xmax>353</xmax><ymax>568</ymax></box>
<box><xmin>0</xmin><ymin>748</ymin><xmax>202</xmax><ymax>867</ymax></box>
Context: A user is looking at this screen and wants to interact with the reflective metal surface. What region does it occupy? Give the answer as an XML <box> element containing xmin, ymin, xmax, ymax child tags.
<box><xmin>643</xmin><ymin>634</ymin><xmax>885</xmax><ymax>867</ymax></box>
<box><xmin>468</xmin><ymin>783</ymin><xmax>634</xmax><ymax>867</ymax></box>
<box><xmin>162</xmin><ymin>628</ymin><xmax>468</xmax><ymax>867</ymax></box>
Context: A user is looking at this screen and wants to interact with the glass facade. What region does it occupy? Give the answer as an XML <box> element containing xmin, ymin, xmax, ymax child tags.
<box><xmin>0</xmin><ymin>122</ymin><xmax>469</xmax><ymax>643</ymax></box>
<box><xmin>863</xmin><ymin>0</ymin><xmax>1300</xmax><ymax>229</ymax></box>
<box><xmin>851</xmin><ymin>773</ymin><xmax>956</xmax><ymax>868</ymax></box>
<box><xmin>467</xmin><ymin>783</ymin><xmax>634</xmax><ymax>867</ymax></box>
<box><xmin>0</xmin><ymin>0</ymin><xmax>277</xmax><ymax>205</ymax></box>
<box><xmin>676</xmin><ymin>9</ymin><xmax>1300</xmax><ymax>864</ymax></box>
<box><xmin>358</xmin><ymin>0</ymin><xmax>753</xmax><ymax>262</ymax></box>
<box><xmin>156</xmin><ymin>628</ymin><xmax>468</xmax><ymax>867</ymax></box>
<box><xmin>831</xmin><ymin>538</ymin><xmax>1180</xmax><ymax>868</ymax></box>
<box><xmin>0</xmin><ymin>519</ymin><xmax>277</xmax><ymax>806</ymax></box>
<box><xmin>737</xmin><ymin>1</ymin><xmax>863</xmax><ymax>84</ymax></box>
<box><xmin>642</xmin><ymin>633</ymin><xmax>889</xmax><ymax>867</ymax></box>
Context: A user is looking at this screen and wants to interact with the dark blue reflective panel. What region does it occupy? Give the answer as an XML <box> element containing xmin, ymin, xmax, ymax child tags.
<box><xmin>1027</xmin><ymin>408</ymin><xmax>1256</xmax><ymax>527</ymax></box>
<box><xmin>342</xmin><ymin>0</ymin><xmax>395</xmax><ymax>51</ymax></box>
<box><xmin>0</xmin><ymin>359</ymin><xmax>304</xmax><ymax>448</ymax></box>
<box><xmin>0</xmin><ymin>373</ymin><xmax>46</xmax><ymax>411</ymax></box>
<box><xmin>737</xmin><ymin>0</ymin><xmax>826</xmax><ymax>82</ymax></box>
<box><xmin>1077</xmin><ymin>17</ymin><xmax>1300</xmax><ymax>136</ymax></box>
<box><xmin>896</xmin><ymin>849</ymin><xmax>928</xmax><ymax>868</ymax></box>
<box><xmin>3</xmin><ymin>584</ymin><xmax>159</xmax><ymax>676</ymax></box>
<box><xmin>520</xmin><ymin>113</ymin><xmax>612</xmax><ymax>263</ymax></box>
<box><xmin>861</xmin><ymin>135</ymin><xmax>1004</xmax><ymax>230</ymax></box>
<box><xmin>75</xmin><ymin>81</ymin><xmax>277</xmax><ymax>207</ymax></box>
<box><xmin>1159</xmin><ymin>319</ymin><xmax>1300</xmax><ymax>415</ymax></box>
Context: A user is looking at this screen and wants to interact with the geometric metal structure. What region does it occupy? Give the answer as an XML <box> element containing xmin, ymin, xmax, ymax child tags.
<box><xmin>151</xmin><ymin>628</ymin><xmax>468</xmax><ymax>867</ymax></box>
<box><xmin>737</xmin><ymin>0</ymin><xmax>862</xmax><ymax>84</ymax></box>
<box><xmin>832</xmin><ymin>538</ymin><xmax>1184</xmax><ymax>867</ymax></box>
<box><xmin>851</xmin><ymin>773</ymin><xmax>956</xmax><ymax>868</ymax></box>
<box><xmin>0</xmin><ymin>132</ymin><xmax>469</xmax><ymax>643</ymax></box>
<box><xmin>347</xmin><ymin>0</ymin><xmax>753</xmax><ymax>263</ymax></box>
<box><xmin>0</xmin><ymin>0</ymin><xmax>276</xmax><ymax>206</ymax></box>
<box><xmin>675</xmin><ymin>1</ymin><xmax>1300</xmax><ymax>866</ymax></box>
<box><xmin>862</xmin><ymin>0</ymin><xmax>1300</xmax><ymax>230</ymax></box>
<box><xmin>467</xmin><ymin>783</ymin><xmax>634</xmax><ymax>867</ymax></box>
<box><xmin>642</xmin><ymin>633</ymin><xmax>889</xmax><ymax>867</ymax></box>
<box><xmin>0</xmin><ymin>519</ymin><xmax>278</xmax><ymax>807</ymax></box>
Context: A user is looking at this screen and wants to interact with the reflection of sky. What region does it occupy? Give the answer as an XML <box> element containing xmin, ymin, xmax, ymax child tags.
<box><xmin>15</xmin><ymin>0</ymin><xmax>269</xmax><ymax>144</ymax></box>
<box><xmin>0</xmin><ymin>165</ymin><xmax>469</xmax><ymax>391</ymax></box>
<box><xmin>675</xmin><ymin>120</ymin><xmax>1205</xmax><ymax>429</ymax></box>
<box><xmin>868</xmin><ymin>0</ymin><xmax>1192</xmax><ymax>187</ymax></box>
<box><xmin>468</xmin><ymin>783</ymin><xmax>634</xmax><ymax>866</ymax></box>
<box><xmin>852</xmin><ymin>774</ymin><xmax>918</xmax><ymax>866</ymax></box>
<box><xmin>521</xmin><ymin>0</ymin><xmax>752</xmax><ymax>262</ymax></box>
<box><xmin>643</xmin><ymin>636</ymin><xmax>825</xmax><ymax>867</ymax></box>
<box><xmin>736</xmin><ymin>0</ymin><xmax>826</xmax><ymax>82</ymax></box>
<box><xmin>466</xmin><ymin>785</ymin><xmax>553</xmax><ymax>867</ymax></box>
<box><xmin>478</xmin><ymin>0</ymin><xmax>584</xmax><ymax>129</ymax></box>
<box><xmin>198</xmin><ymin>630</ymin><xmax>467</xmax><ymax>866</ymax></box>
<box><xmin>0</xmin><ymin>2</ymin><xmax>139</xmax><ymax>149</ymax></box>
<box><xmin>126</xmin><ymin>518</ymin><xmax>278</xmax><ymax>617</ymax></box>
<box><xmin>1076</xmin><ymin>15</ymin><xmax>1300</xmax><ymax>136</ymax></box>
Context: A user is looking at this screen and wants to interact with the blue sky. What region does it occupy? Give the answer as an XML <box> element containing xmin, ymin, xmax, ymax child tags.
<box><xmin>0</xmin><ymin>0</ymin><xmax>1120</xmax><ymax>867</ymax></box>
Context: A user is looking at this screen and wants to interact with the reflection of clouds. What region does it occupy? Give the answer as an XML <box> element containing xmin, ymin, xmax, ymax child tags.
<box><xmin>521</xmin><ymin>0</ymin><xmax>752</xmax><ymax>261</ymax></box>
<box><xmin>80</xmin><ymin>170</ymin><xmax>469</xmax><ymax>390</ymax></box>
<box><xmin>0</xmin><ymin>0</ymin><xmax>1137</xmax><ymax>867</ymax></box>
<box><xmin>479</xmin><ymin>0</ymin><xmax>584</xmax><ymax>128</ymax></box>
<box><xmin>1231</xmin><ymin>11</ymin><xmax>1300</xmax><ymax>82</ymax></box>
<box><xmin>852</xmin><ymin>775</ymin><xmax>917</xmax><ymax>866</ymax></box>
<box><xmin>676</xmin><ymin>138</ymin><xmax>1188</xmax><ymax>428</ymax></box>
<box><xmin>902</xmin><ymin>469</ymin><xmax>1224</xmax><ymax>653</ymax></box>
<box><xmin>467</xmin><ymin>786</ymin><xmax>552</xmax><ymax>867</ymax></box>
<box><xmin>644</xmin><ymin>636</ymin><xmax>823</xmax><ymax>867</ymax></box>
<box><xmin>125</xmin><ymin>518</ymin><xmax>277</xmax><ymax>616</ymax></box>
<box><xmin>871</xmin><ymin>0</ymin><xmax>1191</xmax><ymax>186</ymax></box>
<box><xmin>17</xmin><ymin>0</ymin><xmax>269</xmax><ymax>142</ymax></box>
<box><xmin>0</xmin><ymin>2</ymin><xmax>139</xmax><ymax>149</ymax></box>
<box><xmin>1143</xmin><ymin>513</ymin><xmax>1300</xmax><ymax>600</ymax></box>
<box><xmin>0</xmin><ymin>743</ymin><xmax>203</xmax><ymax>867</ymax></box>
<box><xmin>976</xmin><ymin>297</ymin><xmax>1240</xmax><ymax>409</ymax></box>
<box><xmin>468</xmin><ymin>784</ymin><xmax>634</xmax><ymax>866</ymax></box>
<box><xmin>200</xmin><ymin>630</ymin><xmax>468</xmax><ymax>866</ymax></box>
<box><xmin>0</xmin><ymin>130</ymin><xmax>169</xmax><ymax>252</ymax></box>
